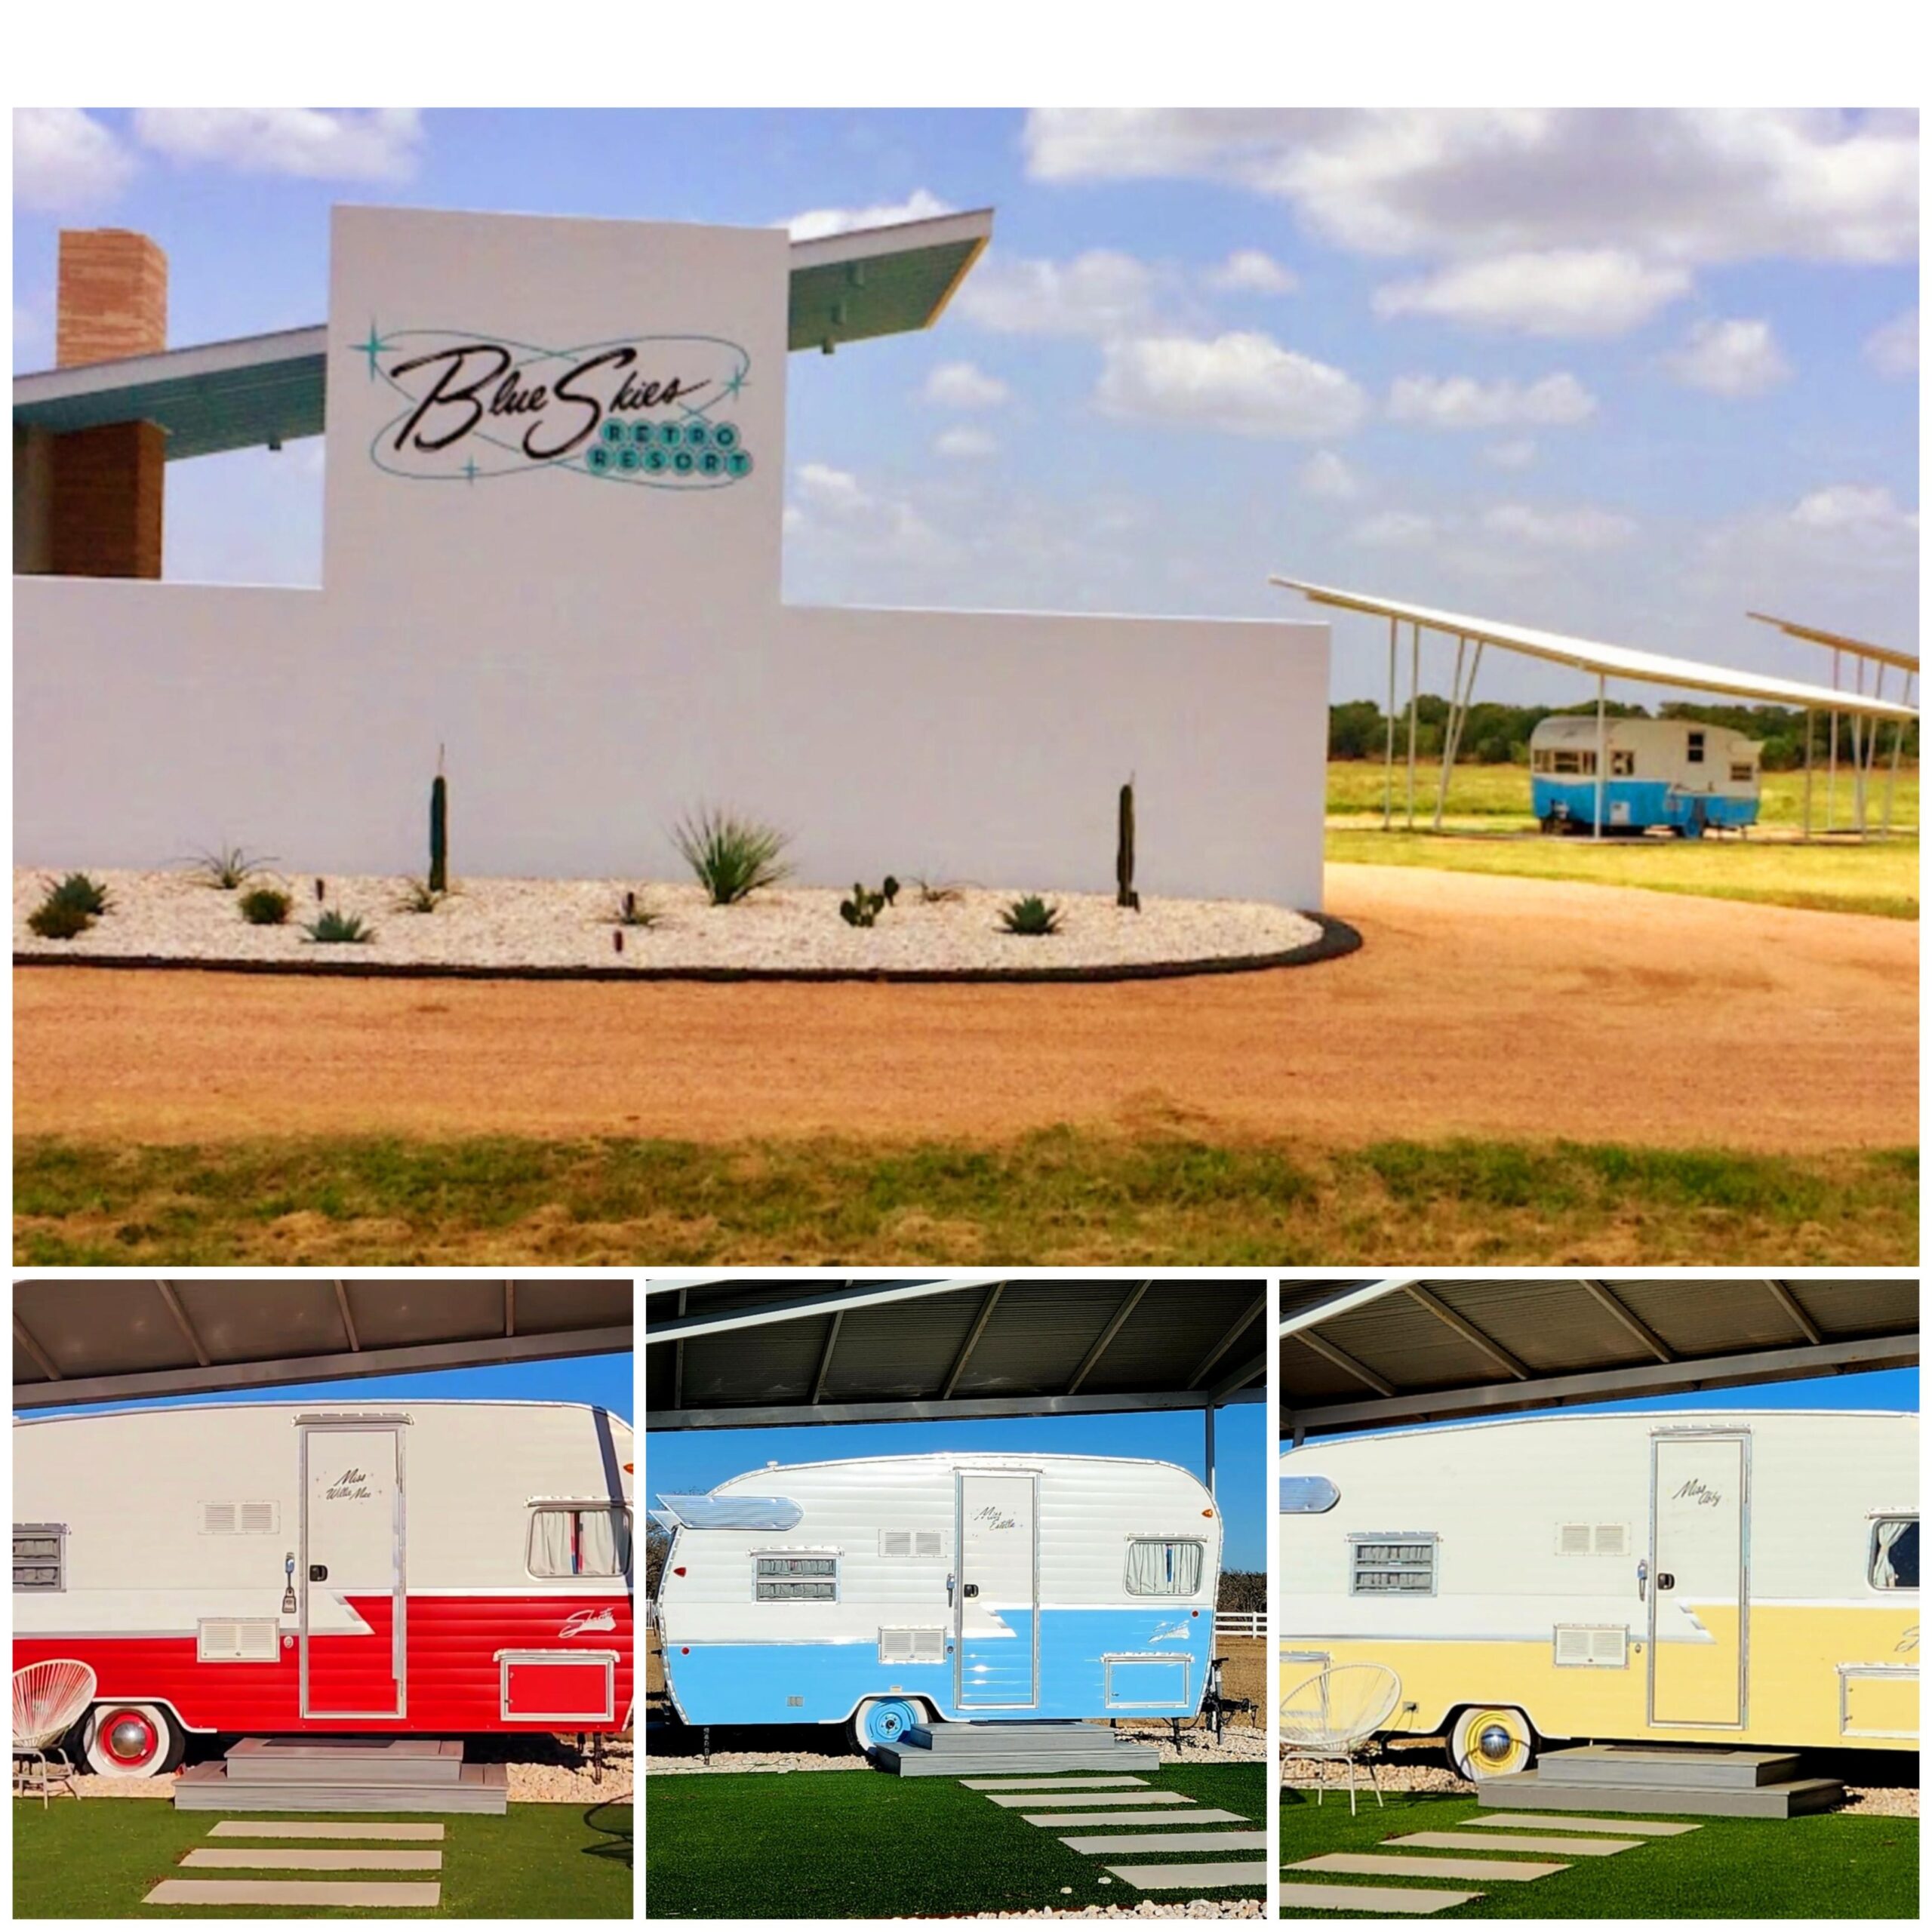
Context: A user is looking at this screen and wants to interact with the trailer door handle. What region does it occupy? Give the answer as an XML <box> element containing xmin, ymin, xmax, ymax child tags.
<box><xmin>1657</xmin><ymin>1571</ymin><xmax>1675</xmax><ymax>1591</ymax></box>
<box><xmin>1636</xmin><ymin>1558</ymin><xmax>1648</xmax><ymax>1602</ymax></box>
<box><xmin>309</xmin><ymin>1564</ymin><xmax>328</xmax><ymax>1582</ymax></box>
<box><xmin>962</xmin><ymin>1583</ymin><xmax>980</xmax><ymax>1598</ymax></box>
<box><xmin>946</xmin><ymin>1572</ymin><xmax>955</xmax><ymax>1607</ymax></box>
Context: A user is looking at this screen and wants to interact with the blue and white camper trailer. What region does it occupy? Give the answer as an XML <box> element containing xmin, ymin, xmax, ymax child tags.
<box><xmin>1529</xmin><ymin>715</ymin><xmax>1762</xmax><ymax>836</ymax></box>
<box><xmin>651</xmin><ymin>1451</ymin><xmax>1223</xmax><ymax>1751</ymax></box>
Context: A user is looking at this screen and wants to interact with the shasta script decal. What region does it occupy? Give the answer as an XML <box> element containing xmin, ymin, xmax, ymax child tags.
<box><xmin>355</xmin><ymin>325</ymin><xmax>755</xmax><ymax>488</ymax></box>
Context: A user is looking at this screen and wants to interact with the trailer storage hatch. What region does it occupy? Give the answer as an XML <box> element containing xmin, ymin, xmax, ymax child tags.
<box><xmin>498</xmin><ymin>1650</ymin><xmax>618</xmax><ymax>1723</ymax></box>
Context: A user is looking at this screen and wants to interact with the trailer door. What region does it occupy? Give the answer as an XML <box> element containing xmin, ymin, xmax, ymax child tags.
<box><xmin>1648</xmin><ymin>1431</ymin><xmax>1748</xmax><ymax>1728</ymax></box>
<box><xmin>955</xmin><ymin>1471</ymin><xmax>1039</xmax><ymax>1709</ymax></box>
<box><xmin>300</xmin><ymin>1417</ymin><xmax>408</xmax><ymax>1720</ymax></box>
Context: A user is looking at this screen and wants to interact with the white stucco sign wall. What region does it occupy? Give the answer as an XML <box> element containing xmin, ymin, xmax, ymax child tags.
<box><xmin>16</xmin><ymin>206</ymin><xmax>1331</xmax><ymax>909</ymax></box>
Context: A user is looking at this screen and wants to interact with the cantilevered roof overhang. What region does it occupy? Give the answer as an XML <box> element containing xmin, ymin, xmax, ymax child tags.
<box><xmin>13</xmin><ymin>1278</ymin><xmax>633</xmax><ymax>1409</ymax></box>
<box><xmin>1273</xmin><ymin>578</ymin><xmax>1918</xmax><ymax>722</ymax></box>
<box><xmin>1280</xmin><ymin>1275</ymin><xmax>1919</xmax><ymax>1441</ymax></box>
<box><xmin>1747</xmin><ymin>611</ymin><xmax>1921</xmax><ymax>680</ymax></box>
<box><xmin>11</xmin><ymin>208</ymin><xmax>993</xmax><ymax>463</ymax></box>
<box><xmin>647</xmin><ymin>1277</ymin><xmax>1268</xmax><ymax>1430</ymax></box>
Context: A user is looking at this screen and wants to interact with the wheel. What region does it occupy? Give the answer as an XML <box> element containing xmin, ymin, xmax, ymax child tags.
<box><xmin>1447</xmin><ymin>1705</ymin><xmax>1534</xmax><ymax>1780</ymax></box>
<box><xmin>848</xmin><ymin>1697</ymin><xmax>922</xmax><ymax>1756</ymax></box>
<box><xmin>81</xmin><ymin>1702</ymin><xmax>186</xmax><ymax>1778</ymax></box>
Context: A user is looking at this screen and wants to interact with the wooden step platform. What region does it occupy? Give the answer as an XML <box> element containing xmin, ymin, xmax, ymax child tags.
<box><xmin>878</xmin><ymin>1721</ymin><xmax>1161</xmax><ymax>1777</ymax></box>
<box><xmin>1480</xmin><ymin>1765</ymin><xmax>1844</xmax><ymax>1821</ymax></box>
<box><xmin>175</xmin><ymin>1740</ymin><xmax>507</xmax><ymax>1815</ymax></box>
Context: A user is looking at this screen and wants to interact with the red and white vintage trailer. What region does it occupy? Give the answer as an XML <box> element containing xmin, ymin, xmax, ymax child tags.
<box><xmin>12</xmin><ymin>1399</ymin><xmax>634</xmax><ymax>1776</ymax></box>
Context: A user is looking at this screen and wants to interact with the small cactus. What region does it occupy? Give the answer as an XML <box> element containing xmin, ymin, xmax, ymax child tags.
<box><xmin>840</xmin><ymin>878</ymin><xmax>900</xmax><ymax>928</ymax></box>
<box><xmin>1116</xmin><ymin>780</ymin><xmax>1140</xmax><ymax>911</ymax></box>
<box><xmin>429</xmin><ymin>762</ymin><xmax>449</xmax><ymax>895</ymax></box>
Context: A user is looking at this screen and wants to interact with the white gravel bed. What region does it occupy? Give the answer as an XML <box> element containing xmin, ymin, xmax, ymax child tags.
<box><xmin>14</xmin><ymin>869</ymin><xmax>1323</xmax><ymax>977</ymax></box>
<box><xmin>983</xmin><ymin>1903</ymin><xmax>1263</xmax><ymax>1918</ymax></box>
<box><xmin>1112</xmin><ymin>1721</ymin><xmax>1268</xmax><ymax>1764</ymax></box>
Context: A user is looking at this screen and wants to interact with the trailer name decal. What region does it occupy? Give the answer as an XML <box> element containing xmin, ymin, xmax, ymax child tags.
<box><xmin>353</xmin><ymin>323</ymin><xmax>756</xmax><ymax>488</ymax></box>
<box><xmin>324</xmin><ymin>1467</ymin><xmax>375</xmax><ymax>1502</ymax></box>
<box><xmin>971</xmin><ymin>1505</ymin><xmax>1019</xmax><ymax>1532</ymax></box>
<box><xmin>1672</xmin><ymin>1478</ymin><xmax>1722</xmax><ymax>1509</ymax></box>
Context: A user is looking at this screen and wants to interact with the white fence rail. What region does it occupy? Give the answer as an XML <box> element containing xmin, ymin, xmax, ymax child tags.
<box><xmin>1214</xmin><ymin>1610</ymin><xmax>1266</xmax><ymax>1640</ymax></box>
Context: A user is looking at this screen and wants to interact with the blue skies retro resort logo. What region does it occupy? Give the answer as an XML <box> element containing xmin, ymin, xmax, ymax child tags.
<box><xmin>351</xmin><ymin>323</ymin><xmax>755</xmax><ymax>488</ymax></box>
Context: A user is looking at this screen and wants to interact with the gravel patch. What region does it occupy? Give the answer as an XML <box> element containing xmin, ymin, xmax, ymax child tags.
<box><xmin>982</xmin><ymin>1903</ymin><xmax>1263</xmax><ymax>1918</ymax></box>
<box><xmin>14</xmin><ymin>869</ymin><xmax>1323</xmax><ymax>978</ymax></box>
<box><xmin>1841</xmin><ymin>1785</ymin><xmax>1918</xmax><ymax>1817</ymax></box>
<box><xmin>1111</xmin><ymin>1721</ymin><xmax>1268</xmax><ymax>1765</ymax></box>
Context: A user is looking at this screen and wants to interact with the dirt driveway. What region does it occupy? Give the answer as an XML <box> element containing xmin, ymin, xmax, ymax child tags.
<box><xmin>14</xmin><ymin>865</ymin><xmax>1915</xmax><ymax>1151</ymax></box>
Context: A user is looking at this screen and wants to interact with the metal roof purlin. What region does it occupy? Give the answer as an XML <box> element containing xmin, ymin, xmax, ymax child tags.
<box><xmin>1747</xmin><ymin>611</ymin><xmax>1918</xmax><ymax>675</ymax></box>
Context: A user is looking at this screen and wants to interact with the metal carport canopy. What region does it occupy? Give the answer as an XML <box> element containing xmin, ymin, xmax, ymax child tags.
<box><xmin>1280</xmin><ymin>1275</ymin><xmax>1918</xmax><ymax>1440</ymax></box>
<box><xmin>12</xmin><ymin>1278</ymin><xmax>632</xmax><ymax>1410</ymax></box>
<box><xmin>646</xmin><ymin>1277</ymin><xmax>1268</xmax><ymax>1431</ymax></box>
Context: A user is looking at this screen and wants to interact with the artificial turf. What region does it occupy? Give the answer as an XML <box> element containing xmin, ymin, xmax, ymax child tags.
<box><xmin>646</xmin><ymin>1762</ymin><xmax>1268</xmax><ymax>1918</ymax></box>
<box><xmin>11</xmin><ymin>1799</ymin><xmax>632</xmax><ymax>1918</ymax></box>
<box><xmin>1278</xmin><ymin>1789</ymin><xmax>1918</xmax><ymax>1918</ymax></box>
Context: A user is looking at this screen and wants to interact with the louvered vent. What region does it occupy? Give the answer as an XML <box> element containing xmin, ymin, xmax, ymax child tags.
<box><xmin>878</xmin><ymin>1628</ymin><xmax>946</xmax><ymax>1664</ymax></box>
<box><xmin>202</xmin><ymin>1503</ymin><xmax>236</xmax><ymax>1534</ymax></box>
<box><xmin>1557</xmin><ymin>1522</ymin><xmax>1629</xmax><ymax>1556</ymax></box>
<box><xmin>914</xmin><ymin>1531</ymin><xmax>943</xmax><ymax>1558</ymax></box>
<box><xmin>880</xmin><ymin>1531</ymin><xmax>912</xmax><ymax>1558</ymax></box>
<box><xmin>1554</xmin><ymin>1625</ymin><xmax>1628</xmax><ymax>1669</ymax></box>
<box><xmin>198</xmin><ymin>1618</ymin><xmax>279</xmax><ymax>1662</ymax></box>
<box><xmin>1594</xmin><ymin>1523</ymin><xmax>1628</xmax><ymax>1556</ymax></box>
<box><xmin>1558</xmin><ymin>1523</ymin><xmax>1592</xmax><ymax>1555</ymax></box>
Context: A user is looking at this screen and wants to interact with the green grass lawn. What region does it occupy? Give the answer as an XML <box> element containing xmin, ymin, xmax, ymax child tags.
<box><xmin>11</xmin><ymin>1799</ymin><xmax>632</xmax><ymax>1918</ymax></box>
<box><xmin>1279</xmin><ymin>1790</ymin><xmax>1916</xmax><ymax>1918</ymax></box>
<box><xmin>648</xmin><ymin>1764</ymin><xmax>1266</xmax><ymax>1918</ymax></box>
<box><xmin>1326</xmin><ymin>763</ymin><xmax>1920</xmax><ymax>918</ymax></box>
<box><xmin>13</xmin><ymin>1132</ymin><xmax>1918</xmax><ymax>1264</ymax></box>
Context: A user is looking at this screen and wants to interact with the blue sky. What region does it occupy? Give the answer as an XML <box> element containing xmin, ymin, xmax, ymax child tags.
<box><xmin>13</xmin><ymin>107</ymin><xmax>1918</xmax><ymax>705</ymax></box>
<box><xmin>17</xmin><ymin>1352</ymin><xmax>633</xmax><ymax>1426</ymax></box>
<box><xmin>647</xmin><ymin>1401</ymin><xmax>1269</xmax><ymax>1571</ymax></box>
<box><xmin>1292</xmin><ymin>1367</ymin><xmax>1918</xmax><ymax>1449</ymax></box>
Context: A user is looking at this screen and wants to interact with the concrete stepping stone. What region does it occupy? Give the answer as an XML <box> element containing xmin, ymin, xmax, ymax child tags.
<box><xmin>1295</xmin><ymin>1852</ymin><xmax>1565</xmax><ymax>1882</ymax></box>
<box><xmin>1391</xmin><ymin>1830</ymin><xmax>1639</xmax><ymax>1857</ymax></box>
<box><xmin>987</xmin><ymin>1789</ymin><xmax>1189</xmax><ymax>1808</ymax></box>
<box><xmin>1062</xmin><ymin>1830</ymin><xmax>1269</xmax><ymax>1854</ymax></box>
<box><xmin>1279</xmin><ymin>1881</ymin><xmax>1481</xmax><ymax>1914</ymax></box>
<box><xmin>143</xmin><ymin>1881</ymin><xmax>440</xmax><ymax>1907</ymax></box>
<box><xmin>1464</xmin><ymin>1812</ymin><xmax>1697</xmax><ymax>1836</ymax></box>
<box><xmin>1023</xmin><ymin>1808</ymin><xmax>1246</xmax><ymax>1828</ymax></box>
<box><xmin>182</xmin><ymin>1849</ymin><xmax>443</xmax><ymax>1872</ymax></box>
<box><xmin>1104</xmin><ymin>1860</ymin><xmax>1269</xmax><ymax>1890</ymax></box>
<box><xmin>205</xmin><ymin>1820</ymin><xmax>445</xmax><ymax>1840</ymax></box>
<box><xmin>964</xmin><ymin>1776</ymin><xmax>1147</xmax><ymax>1790</ymax></box>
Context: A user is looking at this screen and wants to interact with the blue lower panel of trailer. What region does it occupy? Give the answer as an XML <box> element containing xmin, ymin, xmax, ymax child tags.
<box><xmin>1531</xmin><ymin>777</ymin><xmax>1758</xmax><ymax>833</ymax></box>
<box><xmin>664</xmin><ymin>1607</ymin><xmax>1214</xmax><ymax>1725</ymax></box>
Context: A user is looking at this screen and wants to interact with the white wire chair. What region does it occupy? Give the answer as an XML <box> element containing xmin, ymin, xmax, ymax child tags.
<box><xmin>12</xmin><ymin>1660</ymin><xmax>96</xmax><ymax>1807</ymax></box>
<box><xmin>1280</xmin><ymin>1662</ymin><xmax>1402</xmax><ymax>1815</ymax></box>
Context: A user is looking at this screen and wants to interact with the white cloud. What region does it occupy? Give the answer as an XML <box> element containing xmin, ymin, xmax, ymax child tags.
<box><xmin>1700</xmin><ymin>483</ymin><xmax>1918</xmax><ymax>598</ymax></box>
<box><xmin>1207</xmin><ymin>248</ymin><xmax>1297</xmax><ymax>294</ymax></box>
<box><xmin>132</xmin><ymin>108</ymin><xmax>423</xmax><ymax>181</ymax></box>
<box><xmin>1372</xmin><ymin>248</ymin><xmax>1690</xmax><ymax>337</ymax></box>
<box><xmin>955</xmin><ymin>248</ymin><xmax>1162</xmax><ymax>337</ymax></box>
<box><xmin>934</xmin><ymin>425</ymin><xmax>998</xmax><ymax>459</ymax></box>
<box><xmin>787</xmin><ymin>462</ymin><xmax>949</xmax><ymax>561</ymax></box>
<box><xmin>922</xmin><ymin>361</ymin><xmax>1010</xmax><ymax>409</ymax></box>
<box><xmin>794</xmin><ymin>463</ymin><xmax>871</xmax><ymax>514</ymax></box>
<box><xmin>14</xmin><ymin>107</ymin><xmax>136</xmax><ymax>212</ymax></box>
<box><xmin>1021</xmin><ymin>109</ymin><xmax>1918</xmax><ymax>266</ymax></box>
<box><xmin>1349</xmin><ymin>509</ymin><xmax>1438</xmax><ymax>548</ymax></box>
<box><xmin>1298</xmin><ymin>450</ymin><xmax>1363</xmax><ymax>500</ymax></box>
<box><xmin>1387</xmin><ymin>372</ymin><xmax>1597</xmax><ymax>429</ymax></box>
<box><xmin>786</xmin><ymin>186</ymin><xmax>952</xmax><ymax>242</ymax></box>
<box><xmin>1095</xmin><ymin>331</ymin><xmax>1367</xmax><ymax>439</ymax></box>
<box><xmin>1788</xmin><ymin>483</ymin><xmax>1916</xmax><ymax>538</ymax></box>
<box><xmin>1482</xmin><ymin>503</ymin><xmax>1636</xmax><ymax>550</ymax></box>
<box><xmin>1484</xmin><ymin>438</ymin><xmax>1537</xmax><ymax>469</ymax></box>
<box><xmin>1664</xmin><ymin>317</ymin><xmax>1792</xmax><ymax>396</ymax></box>
<box><xmin>1863</xmin><ymin>308</ymin><xmax>1918</xmax><ymax>378</ymax></box>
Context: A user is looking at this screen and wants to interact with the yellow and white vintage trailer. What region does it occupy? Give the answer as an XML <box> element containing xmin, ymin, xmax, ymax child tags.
<box><xmin>1280</xmin><ymin>1409</ymin><xmax>1917</xmax><ymax>1778</ymax></box>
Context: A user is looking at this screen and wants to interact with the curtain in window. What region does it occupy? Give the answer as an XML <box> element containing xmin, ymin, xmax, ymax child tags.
<box><xmin>1873</xmin><ymin>1518</ymin><xmax>1918</xmax><ymax>1589</ymax></box>
<box><xmin>531</xmin><ymin>1510</ymin><xmax>574</xmax><ymax>1576</ymax></box>
<box><xmin>1126</xmin><ymin>1540</ymin><xmax>1202</xmax><ymax>1595</ymax></box>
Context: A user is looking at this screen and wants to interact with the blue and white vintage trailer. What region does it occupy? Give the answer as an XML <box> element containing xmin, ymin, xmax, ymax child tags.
<box><xmin>1529</xmin><ymin>716</ymin><xmax>1761</xmax><ymax>836</ymax></box>
<box><xmin>651</xmin><ymin>1451</ymin><xmax>1223</xmax><ymax>1751</ymax></box>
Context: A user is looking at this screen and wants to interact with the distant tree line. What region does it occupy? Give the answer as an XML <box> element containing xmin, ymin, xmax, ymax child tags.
<box><xmin>1218</xmin><ymin>1569</ymin><xmax>1266</xmax><ymax>1612</ymax></box>
<box><xmin>1330</xmin><ymin>698</ymin><xmax>1917</xmax><ymax>771</ymax></box>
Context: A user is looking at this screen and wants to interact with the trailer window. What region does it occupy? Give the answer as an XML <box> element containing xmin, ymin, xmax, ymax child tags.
<box><xmin>1548</xmin><ymin>749</ymin><xmax>1594</xmax><ymax>776</ymax></box>
<box><xmin>1730</xmin><ymin>761</ymin><xmax>1753</xmax><ymax>783</ymax></box>
<box><xmin>13</xmin><ymin>1524</ymin><xmax>64</xmax><ymax>1592</ymax></box>
<box><xmin>1349</xmin><ymin>1534</ymin><xmax>1438</xmax><ymax>1595</ymax></box>
<box><xmin>1124</xmin><ymin>1540</ymin><xmax>1204</xmax><ymax>1596</ymax></box>
<box><xmin>755</xmin><ymin>1555</ymin><xmax>838</xmax><ymax>1601</ymax></box>
<box><xmin>1869</xmin><ymin>1516</ymin><xmax>1918</xmax><ymax>1590</ymax></box>
<box><xmin>1687</xmin><ymin>731</ymin><xmax>1706</xmax><ymax>764</ymax></box>
<box><xmin>1611</xmin><ymin>750</ymin><xmax>1635</xmax><ymax>777</ymax></box>
<box><xmin>528</xmin><ymin>1506</ymin><xmax>630</xmax><ymax>1578</ymax></box>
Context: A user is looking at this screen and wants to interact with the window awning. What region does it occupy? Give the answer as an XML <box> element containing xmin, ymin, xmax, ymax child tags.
<box><xmin>653</xmin><ymin>1493</ymin><xmax>804</xmax><ymax>1531</ymax></box>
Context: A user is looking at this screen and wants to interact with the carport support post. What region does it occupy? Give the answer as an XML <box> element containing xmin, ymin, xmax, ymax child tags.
<box><xmin>1383</xmin><ymin>613</ymin><xmax>1398</xmax><ymax>831</ymax></box>
<box><xmin>1406</xmin><ymin>620</ymin><xmax>1420</xmax><ymax>830</ymax></box>
<box><xmin>1850</xmin><ymin>660</ymin><xmax>1869</xmax><ymax>838</ymax></box>
<box><xmin>1204</xmin><ymin>1401</ymin><xmax>1216</xmax><ymax>1500</ymax></box>
<box><xmin>1432</xmin><ymin>634</ymin><xmax>1467</xmax><ymax>832</ymax></box>
<box><xmin>1593</xmin><ymin>675</ymin><xmax>1607</xmax><ymax>841</ymax></box>
<box><xmin>1802</xmin><ymin>707</ymin><xmax>1814</xmax><ymax>841</ymax></box>
<box><xmin>1827</xmin><ymin>647</ymin><xmax>1840</xmax><ymax>832</ymax></box>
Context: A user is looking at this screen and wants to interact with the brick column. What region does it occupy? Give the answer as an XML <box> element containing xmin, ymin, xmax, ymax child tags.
<box><xmin>48</xmin><ymin>229</ymin><xmax>169</xmax><ymax>577</ymax></box>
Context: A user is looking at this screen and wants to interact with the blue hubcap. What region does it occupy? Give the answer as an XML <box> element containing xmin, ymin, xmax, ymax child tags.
<box><xmin>862</xmin><ymin>1700</ymin><xmax>917</xmax><ymax>1746</ymax></box>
